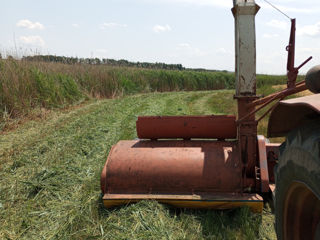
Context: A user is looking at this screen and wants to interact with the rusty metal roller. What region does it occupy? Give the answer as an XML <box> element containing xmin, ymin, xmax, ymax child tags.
<box><xmin>101</xmin><ymin>140</ymin><xmax>242</xmax><ymax>196</ymax></box>
<box><xmin>136</xmin><ymin>115</ymin><xmax>237</xmax><ymax>140</ymax></box>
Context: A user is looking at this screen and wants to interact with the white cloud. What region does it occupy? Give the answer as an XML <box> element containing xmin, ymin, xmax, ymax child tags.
<box><xmin>263</xmin><ymin>33</ymin><xmax>279</xmax><ymax>38</ymax></box>
<box><xmin>266</xmin><ymin>19</ymin><xmax>288</xmax><ymax>30</ymax></box>
<box><xmin>72</xmin><ymin>23</ymin><xmax>80</xmax><ymax>28</ymax></box>
<box><xmin>297</xmin><ymin>22</ymin><xmax>320</xmax><ymax>37</ymax></box>
<box><xmin>19</xmin><ymin>35</ymin><xmax>45</xmax><ymax>47</ymax></box>
<box><xmin>100</xmin><ymin>22</ymin><xmax>127</xmax><ymax>29</ymax></box>
<box><xmin>16</xmin><ymin>19</ymin><xmax>44</xmax><ymax>30</ymax></box>
<box><xmin>153</xmin><ymin>24</ymin><xmax>171</xmax><ymax>33</ymax></box>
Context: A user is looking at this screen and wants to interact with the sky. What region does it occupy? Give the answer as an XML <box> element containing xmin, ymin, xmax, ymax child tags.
<box><xmin>1</xmin><ymin>0</ymin><xmax>320</xmax><ymax>74</ymax></box>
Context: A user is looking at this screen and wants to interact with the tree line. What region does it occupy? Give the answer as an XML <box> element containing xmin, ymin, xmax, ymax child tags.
<box><xmin>22</xmin><ymin>55</ymin><xmax>185</xmax><ymax>71</ymax></box>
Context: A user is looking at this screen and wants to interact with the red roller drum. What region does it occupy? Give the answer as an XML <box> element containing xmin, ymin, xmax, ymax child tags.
<box><xmin>136</xmin><ymin>115</ymin><xmax>237</xmax><ymax>140</ymax></box>
<box><xmin>101</xmin><ymin>139</ymin><xmax>242</xmax><ymax>195</ymax></box>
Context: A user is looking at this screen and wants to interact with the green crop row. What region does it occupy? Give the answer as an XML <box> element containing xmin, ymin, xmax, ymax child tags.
<box><xmin>0</xmin><ymin>58</ymin><xmax>293</xmax><ymax>119</ymax></box>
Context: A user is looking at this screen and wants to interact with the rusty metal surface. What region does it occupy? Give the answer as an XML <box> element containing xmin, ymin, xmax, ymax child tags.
<box><xmin>248</xmin><ymin>81</ymin><xmax>306</xmax><ymax>108</ymax></box>
<box><xmin>101</xmin><ymin>140</ymin><xmax>242</xmax><ymax>195</ymax></box>
<box><xmin>268</xmin><ymin>94</ymin><xmax>320</xmax><ymax>137</ymax></box>
<box><xmin>136</xmin><ymin>115</ymin><xmax>237</xmax><ymax>140</ymax></box>
<box><xmin>237</xmin><ymin>97</ymin><xmax>258</xmax><ymax>191</ymax></box>
<box><xmin>286</xmin><ymin>18</ymin><xmax>297</xmax><ymax>88</ymax></box>
<box><xmin>242</xmin><ymin>82</ymin><xmax>308</xmax><ymax>123</ymax></box>
<box><xmin>257</xmin><ymin>135</ymin><xmax>269</xmax><ymax>193</ymax></box>
<box><xmin>232</xmin><ymin>1</ymin><xmax>260</xmax><ymax>192</ymax></box>
<box><xmin>100</xmin><ymin>145</ymin><xmax>115</xmax><ymax>193</ymax></box>
<box><xmin>266</xmin><ymin>143</ymin><xmax>280</xmax><ymax>183</ymax></box>
<box><xmin>286</xmin><ymin>19</ymin><xmax>312</xmax><ymax>88</ymax></box>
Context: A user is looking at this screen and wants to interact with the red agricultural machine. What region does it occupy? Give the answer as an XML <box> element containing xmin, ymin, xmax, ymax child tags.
<box><xmin>101</xmin><ymin>1</ymin><xmax>320</xmax><ymax>239</ymax></box>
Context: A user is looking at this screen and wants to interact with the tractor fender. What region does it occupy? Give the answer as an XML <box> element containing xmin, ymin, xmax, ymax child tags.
<box><xmin>267</xmin><ymin>94</ymin><xmax>320</xmax><ymax>138</ymax></box>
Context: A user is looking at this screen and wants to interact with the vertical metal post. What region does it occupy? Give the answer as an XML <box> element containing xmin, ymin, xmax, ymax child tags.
<box><xmin>232</xmin><ymin>0</ymin><xmax>259</xmax><ymax>96</ymax></box>
<box><xmin>232</xmin><ymin>0</ymin><xmax>260</xmax><ymax>191</ymax></box>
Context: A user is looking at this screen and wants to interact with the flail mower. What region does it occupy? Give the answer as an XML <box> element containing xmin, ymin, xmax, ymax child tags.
<box><xmin>100</xmin><ymin>1</ymin><xmax>320</xmax><ymax>239</ymax></box>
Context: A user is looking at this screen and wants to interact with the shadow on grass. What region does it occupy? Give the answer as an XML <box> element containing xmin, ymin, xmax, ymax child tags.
<box><xmin>169</xmin><ymin>206</ymin><xmax>262</xmax><ymax>239</ymax></box>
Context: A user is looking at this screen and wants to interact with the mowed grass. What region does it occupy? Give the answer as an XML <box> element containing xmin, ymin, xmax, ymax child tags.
<box><xmin>0</xmin><ymin>90</ymin><xmax>278</xmax><ymax>239</ymax></box>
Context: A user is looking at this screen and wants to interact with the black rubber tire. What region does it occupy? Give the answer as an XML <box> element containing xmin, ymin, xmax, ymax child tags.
<box><xmin>306</xmin><ymin>65</ymin><xmax>320</xmax><ymax>94</ymax></box>
<box><xmin>275</xmin><ymin>119</ymin><xmax>320</xmax><ymax>240</ymax></box>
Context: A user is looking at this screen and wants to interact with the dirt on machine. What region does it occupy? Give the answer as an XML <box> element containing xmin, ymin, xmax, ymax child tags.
<box><xmin>100</xmin><ymin>1</ymin><xmax>320</xmax><ymax>239</ymax></box>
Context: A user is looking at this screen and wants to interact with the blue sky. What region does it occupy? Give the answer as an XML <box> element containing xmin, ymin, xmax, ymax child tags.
<box><xmin>1</xmin><ymin>0</ymin><xmax>320</xmax><ymax>74</ymax></box>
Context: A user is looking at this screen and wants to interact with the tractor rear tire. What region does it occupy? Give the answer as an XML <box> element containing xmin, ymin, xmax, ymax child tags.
<box><xmin>275</xmin><ymin>119</ymin><xmax>320</xmax><ymax>240</ymax></box>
